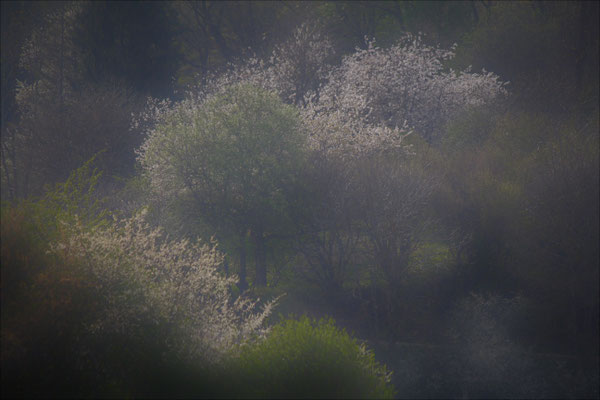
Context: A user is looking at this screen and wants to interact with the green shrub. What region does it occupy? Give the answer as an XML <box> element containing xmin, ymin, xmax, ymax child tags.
<box><xmin>226</xmin><ymin>316</ymin><xmax>395</xmax><ymax>399</ymax></box>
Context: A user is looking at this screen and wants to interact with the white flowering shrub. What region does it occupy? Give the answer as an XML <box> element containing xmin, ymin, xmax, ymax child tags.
<box><xmin>315</xmin><ymin>34</ymin><xmax>507</xmax><ymax>143</ymax></box>
<box><xmin>52</xmin><ymin>209</ymin><xmax>275</xmax><ymax>364</ymax></box>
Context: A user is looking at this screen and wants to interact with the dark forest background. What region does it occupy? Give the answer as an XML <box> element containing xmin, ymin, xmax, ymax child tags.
<box><xmin>1</xmin><ymin>1</ymin><xmax>599</xmax><ymax>398</ymax></box>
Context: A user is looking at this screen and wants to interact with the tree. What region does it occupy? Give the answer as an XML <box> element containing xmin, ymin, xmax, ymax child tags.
<box><xmin>74</xmin><ymin>1</ymin><xmax>179</xmax><ymax>98</ymax></box>
<box><xmin>183</xmin><ymin>21</ymin><xmax>336</xmax><ymax>111</ymax></box>
<box><xmin>288</xmin><ymin>151</ymin><xmax>363</xmax><ymax>293</ymax></box>
<box><xmin>315</xmin><ymin>33</ymin><xmax>507</xmax><ymax>143</ymax></box>
<box><xmin>454</xmin><ymin>1</ymin><xmax>599</xmax><ymax>115</ymax></box>
<box><xmin>266</xmin><ymin>22</ymin><xmax>335</xmax><ymax>106</ymax></box>
<box><xmin>170</xmin><ymin>1</ymin><xmax>317</xmax><ymax>90</ymax></box>
<box><xmin>1</xmin><ymin>1</ymin><xmax>55</xmax><ymax>154</ymax></box>
<box><xmin>1</xmin><ymin>2</ymin><xmax>144</xmax><ymax>201</ymax></box>
<box><xmin>1</xmin><ymin>2</ymin><xmax>83</xmax><ymax>200</ymax></box>
<box><xmin>515</xmin><ymin>125</ymin><xmax>599</xmax><ymax>361</ymax></box>
<box><xmin>139</xmin><ymin>84</ymin><xmax>306</xmax><ymax>288</ymax></box>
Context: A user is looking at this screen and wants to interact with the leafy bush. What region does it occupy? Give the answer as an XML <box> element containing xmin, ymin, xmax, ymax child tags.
<box><xmin>1</xmin><ymin>161</ymin><xmax>275</xmax><ymax>398</ymax></box>
<box><xmin>226</xmin><ymin>316</ymin><xmax>395</xmax><ymax>399</ymax></box>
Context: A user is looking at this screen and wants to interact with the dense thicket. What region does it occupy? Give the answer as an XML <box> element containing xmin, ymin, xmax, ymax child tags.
<box><xmin>2</xmin><ymin>1</ymin><xmax>598</xmax><ymax>398</ymax></box>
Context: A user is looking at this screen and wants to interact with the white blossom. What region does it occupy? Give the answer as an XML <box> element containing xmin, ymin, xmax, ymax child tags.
<box><xmin>314</xmin><ymin>34</ymin><xmax>507</xmax><ymax>143</ymax></box>
<box><xmin>50</xmin><ymin>209</ymin><xmax>275</xmax><ymax>364</ymax></box>
<box><xmin>300</xmin><ymin>104</ymin><xmax>412</xmax><ymax>159</ymax></box>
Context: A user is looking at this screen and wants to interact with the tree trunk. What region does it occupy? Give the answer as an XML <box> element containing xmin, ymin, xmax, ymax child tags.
<box><xmin>253</xmin><ymin>227</ymin><xmax>267</xmax><ymax>287</ymax></box>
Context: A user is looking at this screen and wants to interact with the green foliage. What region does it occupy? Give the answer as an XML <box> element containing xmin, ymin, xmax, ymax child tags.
<box><xmin>406</xmin><ymin>242</ymin><xmax>454</xmax><ymax>282</ymax></box>
<box><xmin>40</xmin><ymin>153</ymin><xmax>109</xmax><ymax>229</ymax></box>
<box><xmin>140</xmin><ymin>83</ymin><xmax>307</xmax><ymax>286</ymax></box>
<box><xmin>226</xmin><ymin>316</ymin><xmax>395</xmax><ymax>399</ymax></box>
<box><xmin>1</xmin><ymin>154</ymin><xmax>108</xmax><ymax>252</ymax></box>
<box><xmin>146</xmin><ymin>83</ymin><xmax>304</xmax><ymax>218</ymax></box>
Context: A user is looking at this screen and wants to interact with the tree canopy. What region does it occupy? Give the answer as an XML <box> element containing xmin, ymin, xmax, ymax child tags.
<box><xmin>139</xmin><ymin>83</ymin><xmax>305</xmax><ymax>287</ymax></box>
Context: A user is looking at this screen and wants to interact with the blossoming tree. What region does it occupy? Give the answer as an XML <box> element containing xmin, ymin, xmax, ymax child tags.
<box><xmin>313</xmin><ymin>34</ymin><xmax>508</xmax><ymax>144</ymax></box>
<box><xmin>138</xmin><ymin>84</ymin><xmax>306</xmax><ymax>288</ymax></box>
